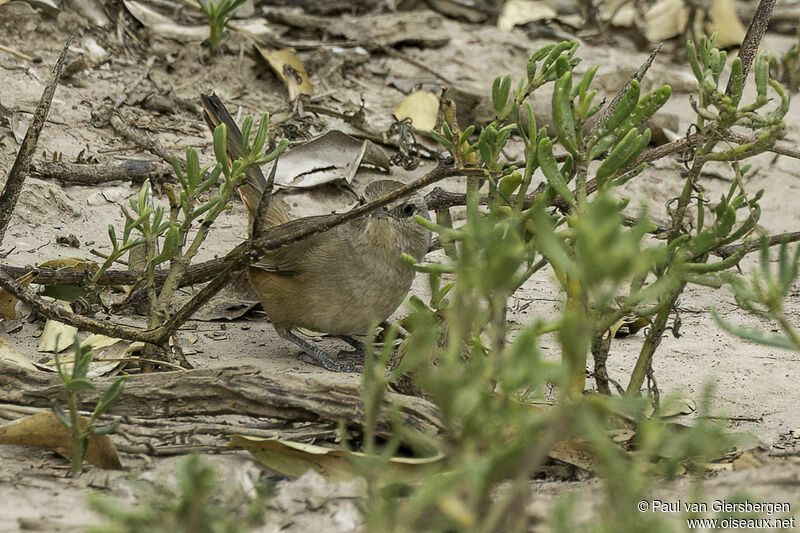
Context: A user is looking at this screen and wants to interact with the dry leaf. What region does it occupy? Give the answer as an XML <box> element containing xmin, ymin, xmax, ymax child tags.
<box><xmin>497</xmin><ymin>0</ymin><xmax>557</xmax><ymax>32</ymax></box>
<box><xmin>37</xmin><ymin>303</ymin><xmax>78</xmax><ymax>353</ymax></box>
<box><xmin>230</xmin><ymin>435</ymin><xmax>443</xmax><ymax>482</ymax></box>
<box><xmin>123</xmin><ymin>0</ymin><xmax>209</xmax><ymax>42</ymax></box>
<box><xmin>273</xmin><ymin>130</ymin><xmax>390</xmax><ymax>188</ymax></box>
<box><xmin>0</xmin><ymin>289</ymin><xmax>18</xmax><ymax>319</ymax></box>
<box><xmin>255</xmin><ymin>47</ymin><xmax>313</xmax><ymax>101</ymax></box>
<box><xmin>0</xmin><ymin>271</ymin><xmax>32</xmax><ymax>319</ymax></box>
<box><xmin>45</xmin><ymin>334</ymin><xmax>142</xmax><ymax>378</ymax></box>
<box><xmin>0</xmin><ymin>412</ymin><xmax>123</xmax><ymax>470</ymax></box>
<box><xmin>608</xmin><ymin>315</ymin><xmax>649</xmax><ymax>338</ymax></box>
<box><xmin>645</xmin><ymin>0</ymin><xmax>689</xmax><ymax>43</ymax></box>
<box><xmin>548</xmin><ymin>439</ymin><xmax>595</xmax><ymax>472</ymax></box>
<box><xmin>707</xmin><ymin>0</ymin><xmax>746</xmax><ymax>48</ymax></box>
<box><xmin>39</xmin><ymin>257</ymin><xmax>99</xmax><ymax>302</ymax></box>
<box><xmin>0</xmin><ymin>336</ymin><xmax>36</xmax><ymax>371</ymax></box>
<box><xmin>394</xmin><ymin>90</ymin><xmax>439</xmax><ymax>132</ymax></box>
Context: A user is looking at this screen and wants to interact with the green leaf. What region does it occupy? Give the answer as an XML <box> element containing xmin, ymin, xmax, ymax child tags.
<box><xmin>66</xmin><ymin>378</ymin><xmax>98</xmax><ymax>393</ymax></box>
<box><xmin>538</xmin><ymin>137</ymin><xmax>575</xmax><ymax>207</ymax></box>
<box><xmin>552</xmin><ymin>71</ymin><xmax>578</xmax><ymax>156</ymax></box>
<box><xmin>186</xmin><ymin>148</ymin><xmax>201</xmax><ymax>188</ymax></box>
<box><xmin>95</xmin><ymin>376</ymin><xmax>128</xmax><ymax>416</ymax></box>
<box><xmin>213</xmin><ymin>123</ymin><xmax>230</xmax><ymax>174</ymax></box>
<box><xmin>492</xmin><ymin>75</ymin><xmax>511</xmax><ymax>116</ymax></box>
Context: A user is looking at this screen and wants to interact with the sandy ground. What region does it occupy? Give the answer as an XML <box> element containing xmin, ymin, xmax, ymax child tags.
<box><xmin>1</xmin><ymin>1</ymin><xmax>800</xmax><ymax>531</ymax></box>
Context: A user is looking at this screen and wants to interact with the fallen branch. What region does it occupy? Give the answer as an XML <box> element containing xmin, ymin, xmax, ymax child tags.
<box><xmin>0</xmin><ymin>362</ymin><xmax>443</xmax><ymax>437</ymax></box>
<box><xmin>30</xmin><ymin>160</ymin><xmax>169</xmax><ymax>185</ymax></box>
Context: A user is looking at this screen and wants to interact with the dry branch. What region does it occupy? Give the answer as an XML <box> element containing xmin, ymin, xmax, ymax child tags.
<box><xmin>31</xmin><ymin>160</ymin><xmax>168</xmax><ymax>185</ymax></box>
<box><xmin>0</xmin><ymin>362</ymin><xmax>443</xmax><ymax>438</ymax></box>
<box><xmin>0</xmin><ymin>37</ymin><xmax>71</xmax><ymax>243</ymax></box>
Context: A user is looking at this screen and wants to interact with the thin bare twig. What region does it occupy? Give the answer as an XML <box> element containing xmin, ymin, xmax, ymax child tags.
<box><xmin>0</xmin><ymin>37</ymin><xmax>71</xmax><ymax>243</ymax></box>
<box><xmin>0</xmin><ymin>43</ymin><xmax>41</xmax><ymax>63</ymax></box>
<box><xmin>726</xmin><ymin>0</ymin><xmax>778</xmax><ymax>95</ymax></box>
<box><xmin>588</xmin><ymin>44</ymin><xmax>662</xmax><ymax>140</ymax></box>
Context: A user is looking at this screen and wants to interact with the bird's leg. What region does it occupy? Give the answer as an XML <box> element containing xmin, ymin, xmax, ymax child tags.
<box><xmin>279</xmin><ymin>330</ymin><xmax>361</xmax><ymax>372</ymax></box>
<box><xmin>334</xmin><ymin>335</ymin><xmax>366</xmax><ymax>358</ymax></box>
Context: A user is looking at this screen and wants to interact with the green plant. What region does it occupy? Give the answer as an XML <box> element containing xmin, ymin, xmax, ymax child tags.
<box><xmin>101</xmin><ymin>113</ymin><xmax>286</xmax><ymax>361</ymax></box>
<box><xmin>713</xmin><ymin>238</ymin><xmax>800</xmax><ymax>350</ymax></box>
<box><xmin>51</xmin><ymin>335</ymin><xmax>127</xmax><ymax>474</ymax></box>
<box><xmin>197</xmin><ymin>0</ymin><xmax>246</xmax><ymax>55</ymax></box>
<box><xmin>87</xmin><ymin>454</ymin><xmax>268</xmax><ymax>532</ymax></box>
<box><xmin>353</xmin><ymin>34</ymin><xmax>789</xmax><ymax>531</ymax></box>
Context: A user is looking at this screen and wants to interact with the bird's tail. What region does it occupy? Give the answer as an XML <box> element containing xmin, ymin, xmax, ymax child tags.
<box><xmin>200</xmin><ymin>93</ymin><xmax>266</xmax><ymax>217</ymax></box>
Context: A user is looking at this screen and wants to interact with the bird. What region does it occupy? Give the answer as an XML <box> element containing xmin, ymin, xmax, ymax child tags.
<box><xmin>200</xmin><ymin>93</ymin><xmax>431</xmax><ymax>371</ymax></box>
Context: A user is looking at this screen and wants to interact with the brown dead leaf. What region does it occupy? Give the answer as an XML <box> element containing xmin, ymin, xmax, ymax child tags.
<box><xmin>255</xmin><ymin>47</ymin><xmax>313</xmax><ymax>101</ymax></box>
<box><xmin>548</xmin><ymin>439</ymin><xmax>595</xmax><ymax>472</ymax></box>
<box><xmin>0</xmin><ymin>271</ymin><xmax>33</xmax><ymax>319</ymax></box>
<box><xmin>230</xmin><ymin>435</ymin><xmax>442</xmax><ymax>482</ymax></box>
<box><xmin>0</xmin><ymin>412</ymin><xmax>123</xmax><ymax>469</ymax></box>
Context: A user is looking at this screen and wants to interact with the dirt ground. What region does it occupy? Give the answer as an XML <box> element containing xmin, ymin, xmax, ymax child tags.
<box><xmin>1</xmin><ymin>1</ymin><xmax>800</xmax><ymax>531</ymax></box>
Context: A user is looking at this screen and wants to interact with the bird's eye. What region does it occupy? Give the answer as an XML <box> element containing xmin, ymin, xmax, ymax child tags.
<box><xmin>401</xmin><ymin>203</ymin><xmax>416</xmax><ymax>217</ymax></box>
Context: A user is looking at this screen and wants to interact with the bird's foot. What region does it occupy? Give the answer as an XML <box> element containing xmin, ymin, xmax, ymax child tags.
<box><xmin>281</xmin><ymin>330</ymin><xmax>362</xmax><ymax>372</ymax></box>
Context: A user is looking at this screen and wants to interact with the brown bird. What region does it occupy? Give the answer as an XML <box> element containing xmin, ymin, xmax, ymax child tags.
<box><xmin>201</xmin><ymin>94</ymin><xmax>431</xmax><ymax>371</ymax></box>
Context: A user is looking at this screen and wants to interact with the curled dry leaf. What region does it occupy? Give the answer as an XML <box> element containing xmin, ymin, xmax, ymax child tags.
<box><xmin>229</xmin><ymin>435</ymin><xmax>443</xmax><ymax>482</ymax></box>
<box><xmin>0</xmin><ymin>412</ymin><xmax>123</xmax><ymax>470</ymax></box>
<box><xmin>255</xmin><ymin>47</ymin><xmax>313</xmax><ymax>101</ymax></box>
<box><xmin>124</xmin><ymin>1</ymin><xmax>275</xmax><ymax>44</ymax></box>
<box><xmin>273</xmin><ymin>130</ymin><xmax>390</xmax><ymax>188</ymax></box>
<box><xmin>608</xmin><ymin>315</ymin><xmax>649</xmax><ymax>338</ymax></box>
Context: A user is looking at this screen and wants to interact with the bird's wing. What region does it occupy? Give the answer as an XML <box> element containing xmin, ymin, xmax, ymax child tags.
<box><xmin>250</xmin><ymin>213</ymin><xmax>343</xmax><ymax>274</ymax></box>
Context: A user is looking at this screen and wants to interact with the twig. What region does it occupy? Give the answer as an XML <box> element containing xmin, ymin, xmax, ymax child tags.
<box><xmin>588</xmin><ymin>44</ymin><xmax>661</xmax><ymax>140</ymax></box>
<box><xmin>727</xmin><ymin>0</ymin><xmax>778</xmax><ymax>95</ymax></box>
<box><xmin>30</xmin><ymin>160</ymin><xmax>169</xmax><ymax>185</ymax></box>
<box><xmin>0</xmin><ymin>44</ymin><xmax>41</xmax><ymax>63</ymax></box>
<box><xmin>715</xmin><ymin>231</ymin><xmax>800</xmax><ymax>258</ymax></box>
<box><xmin>381</xmin><ymin>46</ymin><xmax>453</xmax><ymax>85</ymax></box>
<box><xmin>250</xmin><ymin>165</ymin><xmax>484</xmax><ymax>257</ymax></box>
<box><xmin>0</xmin><ymin>37</ymin><xmax>71</xmax><ymax>244</ymax></box>
<box><xmin>108</xmin><ymin>113</ymin><xmax>175</xmax><ymax>165</ymax></box>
